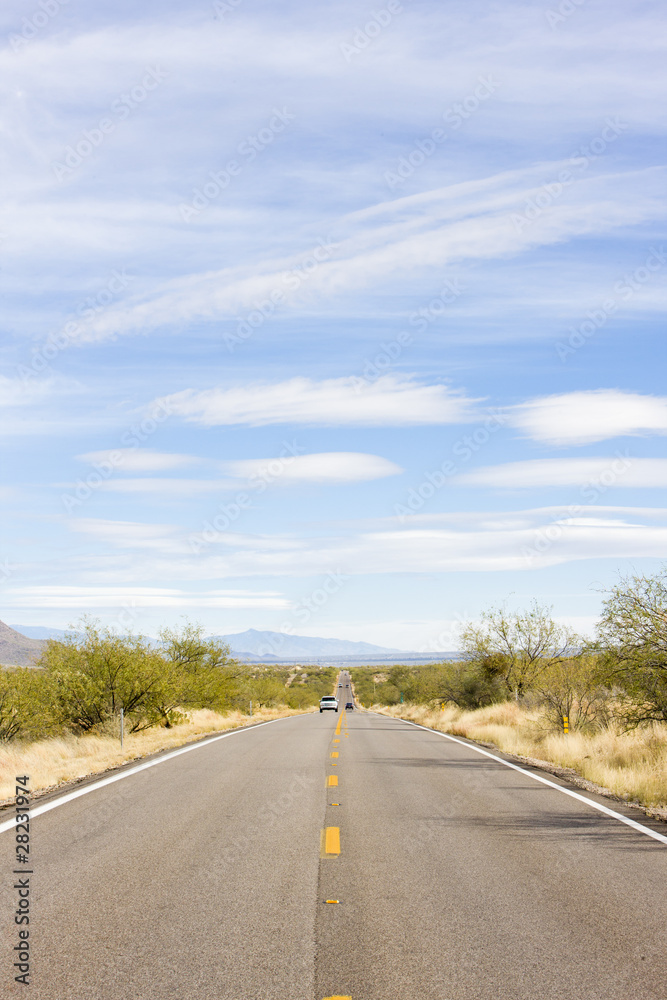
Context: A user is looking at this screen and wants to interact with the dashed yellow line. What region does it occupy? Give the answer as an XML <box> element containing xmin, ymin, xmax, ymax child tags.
<box><xmin>325</xmin><ymin>827</ymin><xmax>340</xmax><ymax>854</ymax></box>
<box><xmin>320</xmin><ymin>826</ymin><xmax>341</xmax><ymax>857</ymax></box>
<box><xmin>330</xmin><ymin>751</ymin><xmax>339</xmax><ymax>758</ymax></box>
<box><xmin>335</xmin><ymin>710</ymin><xmax>346</xmax><ymax>736</ymax></box>
<box><xmin>327</xmin><ymin>775</ymin><xmax>338</xmax><ymax>787</ymax></box>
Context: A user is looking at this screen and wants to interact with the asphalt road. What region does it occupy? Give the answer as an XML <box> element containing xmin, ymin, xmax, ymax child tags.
<box><xmin>2</xmin><ymin>675</ymin><xmax>667</xmax><ymax>999</ymax></box>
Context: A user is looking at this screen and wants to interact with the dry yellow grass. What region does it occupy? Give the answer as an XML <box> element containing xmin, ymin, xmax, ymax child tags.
<box><xmin>376</xmin><ymin>702</ymin><xmax>667</xmax><ymax>814</ymax></box>
<box><xmin>0</xmin><ymin>705</ymin><xmax>312</xmax><ymax>804</ymax></box>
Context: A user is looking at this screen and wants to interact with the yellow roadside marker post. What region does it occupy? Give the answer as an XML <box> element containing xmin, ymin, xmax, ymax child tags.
<box><xmin>563</xmin><ymin>715</ymin><xmax>569</xmax><ymax>734</ymax></box>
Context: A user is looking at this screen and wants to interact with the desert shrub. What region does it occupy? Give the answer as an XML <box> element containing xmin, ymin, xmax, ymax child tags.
<box><xmin>460</xmin><ymin>601</ymin><xmax>581</xmax><ymax>700</ymax></box>
<box><xmin>594</xmin><ymin>569</ymin><xmax>667</xmax><ymax>727</ymax></box>
<box><xmin>437</xmin><ymin>662</ymin><xmax>505</xmax><ymax>710</ymax></box>
<box><xmin>39</xmin><ymin>621</ymin><xmax>174</xmax><ymax>733</ymax></box>
<box><xmin>535</xmin><ymin>655</ymin><xmax>611</xmax><ymax>733</ymax></box>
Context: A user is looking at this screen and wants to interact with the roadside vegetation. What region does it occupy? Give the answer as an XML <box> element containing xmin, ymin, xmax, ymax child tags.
<box><xmin>3</xmin><ymin>568</ymin><xmax>667</xmax><ymax>812</ymax></box>
<box><xmin>0</xmin><ymin>620</ymin><xmax>336</xmax><ymax>800</ymax></box>
<box><xmin>352</xmin><ymin>568</ymin><xmax>667</xmax><ymax>814</ymax></box>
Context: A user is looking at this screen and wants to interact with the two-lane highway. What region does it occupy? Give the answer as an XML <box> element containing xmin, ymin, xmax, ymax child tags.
<box><xmin>2</xmin><ymin>697</ymin><xmax>667</xmax><ymax>998</ymax></box>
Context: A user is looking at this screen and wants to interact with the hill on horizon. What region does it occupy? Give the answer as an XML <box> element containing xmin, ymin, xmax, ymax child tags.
<box><xmin>0</xmin><ymin>620</ymin><xmax>46</xmax><ymax>667</ymax></box>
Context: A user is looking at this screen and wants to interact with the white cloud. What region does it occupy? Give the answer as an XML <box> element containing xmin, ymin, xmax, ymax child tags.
<box><xmin>158</xmin><ymin>376</ymin><xmax>478</xmax><ymax>427</ymax></box>
<box><xmin>69</xmin><ymin>519</ymin><xmax>187</xmax><ymax>553</ymax></box>
<box><xmin>67</xmin><ymin>452</ymin><xmax>402</xmax><ymax>496</ymax></box>
<box><xmin>227</xmin><ymin>452</ymin><xmax>402</xmax><ymax>483</ymax></box>
<box><xmin>72</xmin><ymin>164</ymin><xmax>667</xmax><ymax>342</ymax></box>
<box><xmin>55</xmin><ymin>507</ymin><xmax>667</xmax><ymax>579</ymax></box>
<box><xmin>6</xmin><ymin>587</ymin><xmax>289</xmax><ymax>609</ymax></box>
<box><xmin>77</xmin><ymin>449</ymin><xmax>199</xmax><ymax>473</ymax></box>
<box><xmin>4</xmin><ymin>4</ymin><xmax>667</xmax><ymax>633</ymax></box>
<box><xmin>346</xmin><ymin>504</ymin><xmax>667</xmax><ymax>530</ymax></box>
<box><xmin>455</xmin><ymin>457</ymin><xmax>667</xmax><ymax>490</ymax></box>
<box><xmin>68</xmin><ymin>506</ymin><xmax>667</xmax><ymax>572</ymax></box>
<box><xmin>509</xmin><ymin>390</ymin><xmax>667</xmax><ymax>445</ymax></box>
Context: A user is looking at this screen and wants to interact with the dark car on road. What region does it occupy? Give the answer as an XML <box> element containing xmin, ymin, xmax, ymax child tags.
<box><xmin>345</xmin><ymin>701</ymin><xmax>354</xmax><ymax>710</ymax></box>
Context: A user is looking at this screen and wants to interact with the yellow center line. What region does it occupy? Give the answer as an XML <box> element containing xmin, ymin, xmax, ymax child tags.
<box><xmin>327</xmin><ymin>775</ymin><xmax>338</xmax><ymax>786</ymax></box>
<box><xmin>335</xmin><ymin>710</ymin><xmax>346</xmax><ymax>736</ymax></box>
<box><xmin>320</xmin><ymin>826</ymin><xmax>341</xmax><ymax>857</ymax></box>
<box><xmin>330</xmin><ymin>751</ymin><xmax>339</xmax><ymax>758</ymax></box>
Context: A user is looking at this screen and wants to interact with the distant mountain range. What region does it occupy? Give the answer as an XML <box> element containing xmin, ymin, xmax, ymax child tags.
<box><xmin>4</xmin><ymin>622</ymin><xmax>460</xmax><ymax>667</ymax></box>
<box><xmin>211</xmin><ymin>628</ymin><xmax>406</xmax><ymax>658</ymax></box>
<box><xmin>210</xmin><ymin>629</ymin><xmax>460</xmax><ymax>665</ymax></box>
<box><xmin>9</xmin><ymin>625</ymin><xmax>71</xmax><ymax>641</ymax></box>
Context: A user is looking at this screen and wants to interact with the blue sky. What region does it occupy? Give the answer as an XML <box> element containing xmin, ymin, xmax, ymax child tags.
<box><xmin>1</xmin><ymin>0</ymin><xmax>666</xmax><ymax>649</ymax></box>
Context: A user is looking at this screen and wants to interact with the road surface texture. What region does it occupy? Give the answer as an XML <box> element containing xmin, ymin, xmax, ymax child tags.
<box><xmin>2</xmin><ymin>674</ymin><xmax>666</xmax><ymax>999</ymax></box>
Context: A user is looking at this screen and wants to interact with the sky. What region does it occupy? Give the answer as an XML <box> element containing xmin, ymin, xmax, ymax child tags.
<box><xmin>1</xmin><ymin>0</ymin><xmax>666</xmax><ymax>651</ymax></box>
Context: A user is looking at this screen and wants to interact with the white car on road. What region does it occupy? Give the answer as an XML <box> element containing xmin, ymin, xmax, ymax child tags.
<box><xmin>319</xmin><ymin>695</ymin><xmax>339</xmax><ymax>713</ymax></box>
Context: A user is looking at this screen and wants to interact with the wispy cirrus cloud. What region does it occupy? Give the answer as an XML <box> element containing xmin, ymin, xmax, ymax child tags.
<box><xmin>69</xmin><ymin>519</ymin><xmax>186</xmax><ymax>552</ymax></box>
<box><xmin>60</xmin><ymin>164</ymin><xmax>667</xmax><ymax>343</ymax></box>
<box><xmin>157</xmin><ymin>375</ymin><xmax>479</xmax><ymax>427</ymax></box>
<box><xmin>5</xmin><ymin>586</ymin><xmax>289</xmax><ymax>610</ymax></box>
<box><xmin>70</xmin><ymin>450</ymin><xmax>403</xmax><ymax>491</ymax></box>
<box><xmin>455</xmin><ymin>457</ymin><xmax>667</xmax><ymax>489</ymax></box>
<box><xmin>60</xmin><ymin>506</ymin><xmax>667</xmax><ymax>576</ymax></box>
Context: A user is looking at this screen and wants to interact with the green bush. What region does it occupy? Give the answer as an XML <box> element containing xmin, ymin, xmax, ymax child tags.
<box><xmin>594</xmin><ymin>569</ymin><xmax>667</xmax><ymax>727</ymax></box>
<box><xmin>536</xmin><ymin>655</ymin><xmax>610</xmax><ymax>733</ymax></box>
<box><xmin>39</xmin><ymin>622</ymin><xmax>171</xmax><ymax>733</ymax></box>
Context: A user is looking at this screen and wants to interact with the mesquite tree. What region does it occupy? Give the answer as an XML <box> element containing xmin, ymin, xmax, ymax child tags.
<box><xmin>460</xmin><ymin>601</ymin><xmax>580</xmax><ymax>700</ymax></box>
<box><xmin>595</xmin><ymin>569</ymin><xmax>667</xmax><ymax>726</ymax></box>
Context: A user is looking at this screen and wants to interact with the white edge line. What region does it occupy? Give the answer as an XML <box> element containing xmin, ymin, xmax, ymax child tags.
<box><xmin>0</xmin><ymin>716</ymin><xmax>292</xmax><ymax>835</ymax></box>
<box><xmin>379</xmin><ymin>713</ymin><xmax>667</xmax><ymax>847</ymax></box>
